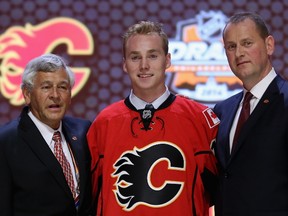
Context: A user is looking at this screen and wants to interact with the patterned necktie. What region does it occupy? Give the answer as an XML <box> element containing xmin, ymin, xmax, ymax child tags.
<box><xmin>232</xmin><ymin>92</ymin><xmax>253</xmax><ymax>152</ymax></box>
<box><xmin>52</xmin><ymin>131</ymin><xmax>76</xmax><ymax>199</ymax></box>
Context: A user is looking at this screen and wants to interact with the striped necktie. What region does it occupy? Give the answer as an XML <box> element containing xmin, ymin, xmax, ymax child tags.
<box><xmin>52</xmin><ymin>131</ymin><xmax>76</xmax><ymax>199</ymax></box>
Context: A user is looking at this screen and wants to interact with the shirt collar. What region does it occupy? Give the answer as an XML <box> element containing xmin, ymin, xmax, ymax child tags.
<box><xmin>248</xmin><ymin>68</ymin><xmax>277</xmax><ymax>100</ymax></box>
<box><xmin>28</xmin><ymin>110</ymin><xmax>63</xmax><ymax>145</ymax></box>
<box><xmin>129</xmin><ymin>86</ymin><xmax>170</xmax><ymax>110</ymax></box>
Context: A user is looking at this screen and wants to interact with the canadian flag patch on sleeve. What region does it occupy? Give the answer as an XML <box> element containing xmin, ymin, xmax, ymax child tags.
<box><xmin>202</xmin><ymin>108</ymin><xmax>220</xmax><ymax>128</ymax></box>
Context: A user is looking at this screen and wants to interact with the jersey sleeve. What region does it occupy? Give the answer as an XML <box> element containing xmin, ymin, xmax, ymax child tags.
<box><xmin>195</xmin><ymin>107</ymin><xmax>220</xmax><ymax>206</ymax></box>
<box><xmin>187</xmin><ymin>104</ymin><xmax>220</xmax><ymax>206</ymax></box>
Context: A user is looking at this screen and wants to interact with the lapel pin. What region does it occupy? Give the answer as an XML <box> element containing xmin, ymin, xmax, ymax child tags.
<box><xmin>263</xmin><ymin>99</ymin><xmax>269</xmax><ymax>104</ymax></box>
<box><xmin>72</xmin><ymin>136</ymin><xmax>77</xmax><ymax>141</ymax></box>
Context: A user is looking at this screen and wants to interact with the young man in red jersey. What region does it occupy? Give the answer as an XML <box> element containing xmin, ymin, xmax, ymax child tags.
<box><xmin>87</xmin><ymin>21</ymin><xmax>219</xmax><ymax>216</ymax></box>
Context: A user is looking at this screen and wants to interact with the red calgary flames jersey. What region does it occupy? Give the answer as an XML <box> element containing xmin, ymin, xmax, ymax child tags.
<box><xmin>87</xmin><ymin>94</ymin><xmax>219</xmax><ymax>216</ymax></box>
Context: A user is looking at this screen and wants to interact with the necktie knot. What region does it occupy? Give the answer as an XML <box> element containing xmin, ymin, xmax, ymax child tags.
<box><xmin>52</xmin><ymin>131</ymin><xmax>62</xmax><ymax>143</ymax></box>
<box><xmin>243</xmin><ymin>91</ymin><xmax>253</xmax><ymax>107</ymax></box>
<box><xmin>145</xmin><ymin>103</ymin><xmax>154</xmax><ymax>110</ymax></box>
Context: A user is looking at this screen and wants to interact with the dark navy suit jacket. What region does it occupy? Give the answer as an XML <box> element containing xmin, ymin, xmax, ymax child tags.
<box><xmin>214</xmin><ymin>75</ymin><xmax>288</xmax><ymax>216</ymax></box>
<box><xmin>0</xmin><ymin>106</ymin><xmax>92</xmax><ymax>216</ymax></box>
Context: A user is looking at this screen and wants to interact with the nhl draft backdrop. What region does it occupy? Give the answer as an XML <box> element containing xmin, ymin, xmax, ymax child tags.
<box><xmin>1</xmin><ymin>0</ymin><xmax>288</xmax><ymax>126</ymax></box>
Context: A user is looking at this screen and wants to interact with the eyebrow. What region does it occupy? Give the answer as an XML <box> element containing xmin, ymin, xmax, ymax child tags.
<box><xmin>128</xmin><ymin>49</ymin><xmax>160</xmax><ymax>54</ymax></box>
<box><xmin>226</xmin><ymin>36</ymin><xmax>253</xmax><ymax>42</ymax></box>
<box><xmin>39</xmin><ymin>80</ymin><xmax>69</xmax><ymax>85</ymax></box>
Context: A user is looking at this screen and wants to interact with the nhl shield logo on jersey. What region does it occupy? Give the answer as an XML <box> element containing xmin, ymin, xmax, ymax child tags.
<box><xmin>111</xmin><ymin>142</ymin><xmax>185</xmax><ymax>211</ymax></box>
<box><xmin>142</xmin><ymin>110</ymin><xmax>152</xmax><ymax>119</ymax></box>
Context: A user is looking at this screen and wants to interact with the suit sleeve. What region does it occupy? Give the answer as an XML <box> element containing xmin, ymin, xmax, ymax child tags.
<box><xmin>0</xmin><ymin>136</ymin><xmax>12</xmax><ymax>215</ymax></box>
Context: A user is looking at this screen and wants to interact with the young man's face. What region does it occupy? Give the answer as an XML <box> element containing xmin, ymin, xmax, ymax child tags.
<box><xmin>123</xmin><ymin>33</ymin><xmax>171</xmax><ymax>100</ymax></box>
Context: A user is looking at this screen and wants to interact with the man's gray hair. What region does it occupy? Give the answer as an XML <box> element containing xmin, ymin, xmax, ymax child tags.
<box><xmin>21</xmin><ymin>53</ymin><xmax>75</xmax><ymax>91</ymax></box>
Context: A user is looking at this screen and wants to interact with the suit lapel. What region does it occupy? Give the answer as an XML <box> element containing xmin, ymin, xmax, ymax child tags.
<box><xmin>62</xmin><ymin>120</ymin><xmax>86</xmax><ymax>205</ymax></box>
<box><xmin>217</xmin><ymin>93</ymin><xmax>242</xmax><ymax>167</ymax></box>
<box><xmin>19</xmin><ymin>109</ymin><xmax>74</xmax><ymax>199</ymax></box>
<box><xmin>230</xmin><ymin>76</ymin><xmax>280</xmax><ymax>158</ymax></box>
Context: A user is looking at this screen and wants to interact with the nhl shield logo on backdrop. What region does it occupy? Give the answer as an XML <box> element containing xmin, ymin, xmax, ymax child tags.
<box><xmin>166</xmin><ymin>11</ymin><xmax>242</xmax><ymax>105</ymax></box>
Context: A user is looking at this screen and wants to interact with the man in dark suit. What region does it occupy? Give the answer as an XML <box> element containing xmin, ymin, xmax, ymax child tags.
<box><xmin>0</xmin><ymin>54</ymin><xmax>92</xmax><ymax>216</ymax></box>
<box><xmin>214</xmin><ymin>12</ymin><xmax>288</xmax><ymax>216</ymax></box>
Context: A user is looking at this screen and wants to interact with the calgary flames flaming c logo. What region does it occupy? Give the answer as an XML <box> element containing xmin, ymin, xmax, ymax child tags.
<box><xmin>0</xmin><ymin>17</ymin><xmax>94</xmax><ymax>105</ymax></box>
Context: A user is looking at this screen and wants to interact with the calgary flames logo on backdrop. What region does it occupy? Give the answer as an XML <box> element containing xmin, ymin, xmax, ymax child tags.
<box><xmin>167</xmin><ymin>11</ymin><xmax>242</xmax><ymax>105</ymax></box>
<box><xmin>0</xmin><ymin>17</ymin><xmax>93</xmax><ymax>105</ymax></box>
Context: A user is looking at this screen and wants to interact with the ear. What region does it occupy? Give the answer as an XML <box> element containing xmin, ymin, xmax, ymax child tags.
<box><xmin>22</xmin><ymin>87</ymin><xmax>31</xmax><ymax>105</ymax></box>
<box><xmin>265</xmin><ymin>35</ymin><xmax>275</xmax><ymax>56</ymax></box>
<box><xmin>165</xmin><ymin>53</ymin><xmax>171</xmax><ymax>69</ymax></box>
<box><xmin>123</xmin><ymin>58</ymin><xmax>128</xmax><ymax>73</ymax></box>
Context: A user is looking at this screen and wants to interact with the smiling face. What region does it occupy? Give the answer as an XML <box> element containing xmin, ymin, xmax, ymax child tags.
<box><xmin>223</xmin><ymin>18</ymin><xmax>274</xmax><ymax>90</ymax></box>
<box><xmin>23</xmin><ymin>68</ymin><xmax>71</xmax><ymax>129</ymax></box>
<box><xmin>123</xmin><ymin>33</ymin><xmax>171</xmax><ymax>102</ymax></box>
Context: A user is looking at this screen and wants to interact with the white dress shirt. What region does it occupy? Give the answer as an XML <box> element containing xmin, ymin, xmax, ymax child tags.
<box><xmin>28</xmin><ymin>111</ymin><xmax>79</xmax><ymax>195</ymax></box>
<box><xmin>229</xmin><ymin>68</ymin><xmax>277</xmax><ymax>152</ymax></box>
